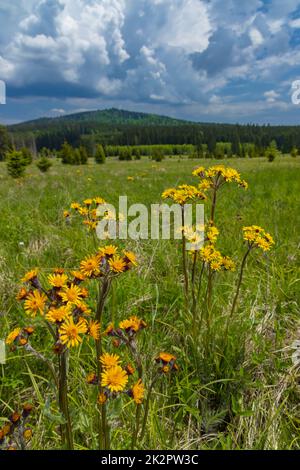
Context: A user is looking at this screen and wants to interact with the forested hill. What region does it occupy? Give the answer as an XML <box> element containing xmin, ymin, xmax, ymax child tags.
<box><xmin>6</xmin><ymin>108</ymin><xmax>300</xmax><ymax>153</ymax></box>
<box><xmin>9</xmin><ymin>108</ymin><xmax>190</xmax><ymax>132</ymax></box>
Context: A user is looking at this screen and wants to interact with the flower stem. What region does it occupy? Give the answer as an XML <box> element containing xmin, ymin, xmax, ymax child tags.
<box><xmin>95</xmin><ymin>276</ymin><xmax>111</xmax><ymax>450</ymax></box>
<box><xmin>58</xmin><ymin>350</ymin><xmax>74</xmax><ymax>450</ymax></box>
<box><xmin>224</xmin><ymin>246</ymin><xmax>252</xmax><ymax>345</ymax></box>
<box><xmin>181</xmin><ymin>207</ymin><xmax>189</xmax><ymax>301</ymax></box>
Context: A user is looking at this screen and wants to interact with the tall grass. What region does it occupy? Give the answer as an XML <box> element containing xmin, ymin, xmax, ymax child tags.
<box><xmin>0</xmin><ymin>156</ymin><xmax>299</xmax><ymax>449</ymax></box>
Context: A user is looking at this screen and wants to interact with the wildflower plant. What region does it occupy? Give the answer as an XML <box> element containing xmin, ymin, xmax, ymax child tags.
<box><xmin>0</xmin><ymin>404</ymin><xmax>33</xmax><ymax>450</ymax></box>
<box><xmin>162</xmin><ymin>165</ymin><xmax>274</xmax><ymax>348</ymax></box>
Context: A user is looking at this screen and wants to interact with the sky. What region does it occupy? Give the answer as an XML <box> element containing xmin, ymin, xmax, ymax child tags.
<box><xmin>0</xmin><ymin>0</ymin><xmax>300</xmax><ymax>125</ymax></box>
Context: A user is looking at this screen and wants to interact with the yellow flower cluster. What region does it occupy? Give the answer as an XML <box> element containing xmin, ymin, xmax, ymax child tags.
<box><xmin>192</xmin><ymin>164</ymin><xmax>248</xmax><ymax>190</ymax></box>
<box><xmin>80</xmin><ymin>245</ymin><xmax>137</xmax><ymax>278</ymax></box>
<box><xmin>162</xmin><ymin>184</ymin><xmax>206</xmax><ymax>205</ymax></box>
<box><xmin>199</xmin><ymin>244</ymin><xmax>236</xmax><ymax>272</ymax></box>
<box><xmin>68</xmin><ymin>197</ymin><xmax>107</xmax><ymax>231</ymax></box>
<box><xmin>5</xmin><ymin>326</ymin><xmax>34</xmax><ymax>346</ymax></box>
<box><xmin>243</xmin><ymin>225</ymin><xmax>275</xmax><ymax>251</ymax></box>
<box><xmin>119</xmin><ymin>315</ymin><xmax>147</xmax><ymax>333</ymax></box>
<box><xmin>0</xmin><ymin>403</ymin><xmax>33</xmax><ymax>450</ymax></box>
<box><xmin>97</xmin><ymin>352</ymin><xmax>145</xmax><ymax>404</ymax></box>
<box><xmin>155</xmin><ymin>352</ymin><xmax>178</xmax><ymax>373</ymax></box>
<box><xmin>14</xmin><ymin>266</ymin><xmax>102</xmax><ymax>349</ymax></box>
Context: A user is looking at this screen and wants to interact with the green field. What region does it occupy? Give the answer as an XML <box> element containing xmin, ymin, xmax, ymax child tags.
<box><xmin>1</xmin><ymin>156</ymin><xmax>300</xmax><ymax>450</ymax></box>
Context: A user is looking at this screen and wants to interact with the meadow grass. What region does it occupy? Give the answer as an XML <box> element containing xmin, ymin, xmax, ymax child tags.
<box><xmin>0</xmin><ymin>156</ymin><xmax>299</xmax><ymax>450</ymax></box>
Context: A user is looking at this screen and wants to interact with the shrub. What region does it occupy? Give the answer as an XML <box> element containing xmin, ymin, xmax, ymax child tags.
<box><xmin>265</xmin><ymin>140</ymin><xmax>278</xmax><ymax>162</ymax></box>
<box><xmin>291</xmin><ymin>147</ymin><xmax>298</xmax><ymax>158</ymax></box>
<box><xmin>132</xmin><ymin>147</ymin><xmax>141</xmax><ymax>160</ymax></box>
<box><xmin>21</xmin><ymin>147</ymin><xmax>33</xmax><ymax>165</ymax></box>
<box><xmin>151</xmin><ymin>148</ymin><xmax>164</xmax><ymax>162</ymax></box>
<box><xmin>36</xmin><ymin>156</ymin><xmax>52</xmax><ymax>173</ymax></box>
<box><xmin>6</xmin><ymin>150</ymin><xmax>27</xmax><ymax>178</ymax></box>
<box><xmin>95</xmin><ymin>144</ymin><xmax>106</xmax><ymax>164</ymax></box>
<box><xmin>79</xmin><ymin>146</ymin><xmax>88</xmax><ymax>164</ymax></box>
<box><xmin>60</xmin><ymin>141</ymin><xmax>75</xmax><ymax>164</ymax></box>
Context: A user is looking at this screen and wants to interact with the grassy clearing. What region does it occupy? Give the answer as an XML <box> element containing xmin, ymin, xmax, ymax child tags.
<box><xmin>0</xmin><ymin>156</ymin><xmax>300</xmax><ymax>450</ymax></box>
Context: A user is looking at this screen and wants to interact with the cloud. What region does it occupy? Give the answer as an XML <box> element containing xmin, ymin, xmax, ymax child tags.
<box><xmin>264</xmin><ymin>90</ymin><xmax>280</xmax><ymax>102</ymax></box>
<box><xmin>0</xmin><ymin>0</ymin><xmax>299</xmax><ymax>124</ymax></box>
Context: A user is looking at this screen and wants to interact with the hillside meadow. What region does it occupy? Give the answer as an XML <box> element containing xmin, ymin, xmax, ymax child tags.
<box><xmin>0</xmin><ymin>156</ymin><xmax>299</xmax><ymax>450</ymax></box>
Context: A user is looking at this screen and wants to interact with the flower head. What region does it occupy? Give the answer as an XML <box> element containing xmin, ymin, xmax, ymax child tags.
<box><xmin>119</xmin><ymin>315</ymin><xmax>147</xmax><ymax>333</ymax></box>
<box><xmin>243</xmin><ymin>226</ymin><xmax>275</xmax><ymax>251</ymax></box>
<box><xmin>80</xmin><ymin>255</ymin><xmax>101</xmax><ymax>278</ymax></box>
<box><xmin>21</xmin><ymin>269</ymin><xmax>39</xmax><ymax>284</ymax></box>
<box><xmin>6</xmin><ymin>328</ymin><xmax>22</xmax><ymax>345</ymax></box>
<box><xmin>16</xmin><ymin>287</ymin><xmax>29</xmax><ymax>301</ymax></box>
<box><xmin>60</xmin><ymin>284</ymin><xmax>83</xmax><ymax>306</ymax></box>
<box><xmin>100</xmin><ymin>352</ymin><xmax>121</xmax><ymax>369</ymax></box>
<box><xmin>48</xmin><ymin>273</ymin><xmax>68</xmax><ymax>288</ymax></box>
<box><xmin>59</xmin><ymin>317</ymin><xmax>87</xmax><ymax>348</ymax></box>
<box><xmin>46</xmin><ymin>306</ymin><xmax>71</xmax><ymax>324</ymax></box>
<box><xmin>88</xmin><ymin>320</ymin><xmax>101</xmax><ymax>340</ymax></box>
<box><xmin>123</xmin><ymin>251</ymin><xmax>137</xmax><ymax>266</ymax></box>
<box><xmin>109</xmin><ymin>256</ymin><xmax>127</xmax><ymax>273</ymax></box>
<box><xmin>24</xmin><ymin>290</ymin><xmax>47</xmax><ymax>317</ymax></box>
<box><xmin>130</xmin><ymin>379</ymin><xmax>145</xmax><ymax>404</ymax></box>
<box><xmin>101</xmin><ymin>365</ymin><xmax>128</xmax><ymax>392</ymax></box>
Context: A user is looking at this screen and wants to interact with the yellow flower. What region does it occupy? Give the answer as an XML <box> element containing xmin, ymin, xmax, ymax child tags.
<box><xmin>78</xmin><ymin>207</ymin><xmax>89</xmax><ymax>216</ymax></box>
<box><xmin>53</xmin><ymin>268</ymin><xmax>65</xmax><ymax>274</ymax></box>
<box><xmin>192</xmin><ymin>166</ymin><xmax>205</xmax><ymax>177</ymax></box>
<box><xmin>119</xmin><ymin>316</ymin><xmax>146</xmax><ymax>333</ymax></box>
<box><xmin>242</xmin><ymin>225</ymin><xmax>274</xmax><ymax>251</ymax></box>
<box><xmin>86</xmin><ymin>372</ymin><xmax>98</xmax><ymax>384</ymax></box>
<box><xmin>63</xmin><ymin>210</ymin><xmax>70</xmax><ymax>218</ymax></box>
<box><xmin>123</xmin><ymin>251</ymin><xmax>137</xmax><ymax>266</ymax></box>
<box><xmin>108</xmin><ymin>256</ymin><xmax>127</xmax><ymax>273</ymax></box>
<box><xmin>75</xmin><ymin>301</ymin><xmax>91</xmax><ymax>316</ymax></box>
<box><xmin>83</xmin><ymin>198</ymin><xmax>93</xmax><ymax>206</ymax></box>
<box><xmin>60</xmin><ymin>284</ymin><xmax>83</xmax><ymax>306</ymax></box>
<box><xmin>71</xmin><ymin>202</ymin><xmax>81</xmax><ymax>210</ymax></box>
<box><xmin>104</xmin><ymin>322</ymin><xmax>115</xmax><ymax>336</ymax></box>
<box><xmin>131</xmin><ymin>379</ymin><xmax>145</xmax><ymax>404</ymax></box>
<box><xmin>88</xmin><ymin>320</ymin><xmax>101</xmax><ymax>340</ymax></box>
<box><xmin>222</xmin><ymin>256</ymin><xmax>236</xmax><ymax>271</ymax></box>
<box><xmin>101</xmin><ymin>365</ymin><xmax>128</xmax><ymax>392</ymax></box>
<box><xmin>21</xmin><ymin>269</ymin><xmax>39</xmax><ymax>283</ymax></box>
<box><xmin>206</xmin><ymin>225</ymin><xmax>219</xmax><ymax>243</ymax></box>
<box><xmin>71</xmin><ymin>270</ymin><xmax>86</xmax><ymax>282</ymax></box>
<box><xmin>16</xmin><ymin>287</ymin><xmax>28</xmax><ymax>301</ymax></box>
<box><xmin>125</xmin><ymin>364</ymin><xmax>135</xmax><ymax>375</ymax></box>
<box><xmin>48</xmin><ymin>273</ymin><xmax>68</xmax><ymax>288</ymax></box>
<box><xmin>59</xmin><ymin>317</ymin><xmax>88</xmax><ymax>348</ymax></box>
<box><xmin>23</xmin><ymin>428</ymin><xmax>33</xmax><ymax>441</ymax></box>
<box><xmin>6</xmin><ymin>327</ymin><xmax>21</xmax><ymax>344</ymax></box>
<box><xmin>46</xmin><ymin>306</ymin><xmax>71</xmax><ymax>323</ymax></box>
<box><xmin>80</xmin><ymin>255</ymin><xmax>101</xmax><ymax>277</ymax></box>
<box><xmin>98</xmin><ymin>392</ymin><xmax>107</xmax><ymax>405</ymax></box>
<box><xmin>100</xmin><ymin>352</ymin><xmax>121</xmax><ymax>369</ymax></box>
<box><xmin>94</xmin><ymin>197</ymin><xmax>106</xmax><ymax>205</ymax></box>
<box><xmin>99</xmin><ymin>245</ymin><xmax>118</xmax><ymax>257</ymax></box>
<box><xmin>162</xmin><ymin>185</ymin><xmax>206</xmax><ymax>205</ymax></box>
<box><xmin>24</xmin><ymin>290</ymin><xmax>47</xmax><ymax>317</ymax></box>
<box><xmin>157</xmin><ymin>352</ymin><xmax>176</xmax><ymax>363</ymax></box>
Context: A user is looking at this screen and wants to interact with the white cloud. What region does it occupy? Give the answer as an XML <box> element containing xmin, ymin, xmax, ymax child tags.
<box><xmin>249</xmin><ymin>27</ymin><xmax>264</xmax><ymax>47</ymax></box>
<box><xmin>264</xmin><ymin>90</ymin><xmax>280</xmax><ymax>102</ymax></box>
<box><xmin>289</xmin><ymin>18</ymin><xmax>300</xmax><ymax>28</ymax></box>
<box><xmin>157</xmin><ymin>0</ymin><xmax>212</xmax><ymax>53</ymax></box>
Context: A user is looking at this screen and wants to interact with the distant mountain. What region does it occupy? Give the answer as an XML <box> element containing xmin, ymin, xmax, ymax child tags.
<box><xmin>7</xmin><ymin>107</ymin><xmax>300</xmax><ymax>154</ymax></box>
<box><xmin>9</xmin><ymin>108</ymin><xmax>192</xmax><ymax>132</ymax></box>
